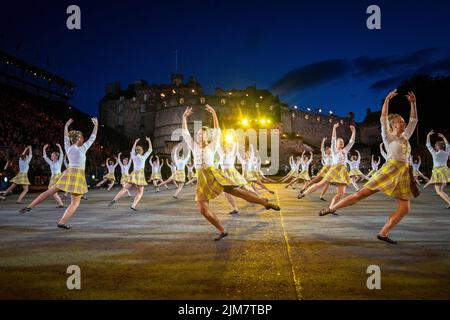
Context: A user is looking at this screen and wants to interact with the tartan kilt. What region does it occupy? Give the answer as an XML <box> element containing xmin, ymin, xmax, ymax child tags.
<box><xmin>412</xmin><ymin>168</ymin><xmax>419</xmax><ymax>178</ymax></box>
<box><xmin>54</xmin><ymin>168</ymin><xmax>88</xmax><ymax>195</ymax></box>
<box><xmin>365</xmin><ymin>160</ymin><xmax>418</xmax><ymax>200</ymax></box>
<box><xmin>195</xmin><ymin>166</ymin><xmax>243</xmax><ymax>201</ymax></box>
<box><xmin>150</xmin><ymin>172</ymin><xmax>162</xmax><ymax>180</ymax></box>
<box><xmin>221</xmin><ymin>168</ymin><xmax>248</xmax><ymax>185</ymax></box>
<box><xmin>428</xmin><ymin>166</ymin><xmax>450</xmax><ymax>184</ymax></box>
<box><xmin>104</xmin><ymin>172</ymin><xmax>116</xmax><ymax>181</ymax></box>
<box><xmin>367</xmin><ymin>169</ymin><xmax>378</xmax><ymax>178</ymax></box>
<box><xmin>322</xmin><ymin>165</ymin><xmax>351</xmax><ymax>185</ymax></box>
<box><xmin>187</xmin><ymin>171</ymin><xmax>195</xmax><ymax>180</ymax></box>
<box><xmin>120</xmin><ymin>174</ymin><xmax>130</xmax><ymax>185</ymax></box>
<box><xmin>316</xmin><ymin>165</ymin><xmax>331</xmax><ymax>177</ymax></box>
<box><xmin>128</xmin><ymin>169</ymin><xmax>148</xmax><ymax>186</ymax></box>
<box><xmin>349</xmin><ymin>168</ymin><xmax>364</xmax><ymax>177</ymax></box>
<box><xmin>11</xmin><ymin>172</ymin><xmax>30</xmax><ymax>185</ymax></box>
<box><xmin>244</xmin><ymin>171</ymin><xmax>257</xmax><ymax>182</ymax></box>
<box><xmin>171</xmin><ymin>170</ymin><xmax>186</xmax><ymax>183</ymax></box>
<box><xmin>48</xmin><ymin>173</ymin><xmax>62</xmax><ymax>188</ymax></box>
<box><xmin>296</xmin><ymin>170</ymin><xmax>311</xmax><ymax>181</ymax></box>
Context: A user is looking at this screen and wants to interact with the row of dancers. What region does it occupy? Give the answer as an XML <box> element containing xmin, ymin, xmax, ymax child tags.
<box><xmin>3</xmin><ymin>91</ymin><xmax>450</xmax><ymax>243</ymax></box>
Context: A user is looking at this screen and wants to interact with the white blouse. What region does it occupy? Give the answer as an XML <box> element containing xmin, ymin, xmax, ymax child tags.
<box><xmin>18</xmin><ymin>154</ymin><xmax>32</xmax><ymax>173</ymax></box>
<box><xmin>182</xmin><ymin>128</ymin><xmax>221</xmax><ymax>170</ymax></box>
<box><xmin>43</xmin><ymin>153</ymin><xmax>63</xmax><ymax>175</ymax></box>
<box><xmin>380</xmin><ymin>116</ymin><xmax>417</xmax><ymax>163</ymax></box>
<box><xmin>300</xmin><ymin>158</ymin><xmax>312</xmax><ymax>172</ymax></box>
<box><xmin>64</xmin><ymin>134</ymin><xmax>96</xmax><ymax>169</ymax></box>
<box><xmin>173</xmin><ymin>146</ymin><xmax>191</xmax><ymax>171</ymax></box>
<box><xmin>107</xmin><ymin>163</ymin><xmax>118</xmax><ymax>174</ymax></box>
<box><xmin>130</xmin><ymin>147</ymin><xmax>152</xmax><ymax>171</ymax></box>
<box><xmin>217</xmin><ymin>144</ymin><xmax>237</xmax><ymax>170</ymax></box>
<box><xmin>331</xmin><ymin>138</ymin><xmax>354</xmax><ymax>166</ymax></box>
<box><xmin>426</xmin><ymin>142</ymin><xmax>450</xmax><ymax>168</ymax></box>
<box><xmin>118</xmin><ymin>160</ymin><xmax>132</xmax><ymax>175</ymax></box>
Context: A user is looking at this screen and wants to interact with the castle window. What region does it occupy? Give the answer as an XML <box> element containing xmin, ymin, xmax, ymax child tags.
<box><xmin>118</xmin><ymin>115</ymin><xmax>124</xmax><ymax>126</ymax></box>
<box><xmin>132</xmin><ymin>97</ymin><xmax>136</xmax><ymax>102</ymax></box>
<box><xmin>118</xmin><ymin>103</ymin><xmax>123</xmax><ymax>113</ymax></box>
<box><xmin>163</xmin><ymin>101</ymin><xmax>168</xmax><ymax>107</ymax></box>
<box><xmin>160</xmin><ymin>93</ymin><xmax>165</xmax><ymax>98</ymax></box>
<box><xmin>144</xmin><ymin>94</ymin><xmax>148</xmax><ymax>101</ymax></box>
<box><xmin>292</xmin><ymin>113</ymin><xmax>295</xmax><ymax>119</ymax></box>
<box><xmin>179</xmin><ymin>97</ymin><xmax>185</xmax><ymax>105</ymax></box>
<box><xmin>240</xmin><ymin>100</ymin><xmax>246</xmax><ymax>106</ymax></box>
<box><xmin>220</xmin><ymin>98</ymin><xmax>226</xmax><ymax>105</ymax></box>
<box><xmin>340</xmin><ymin>120</ymin><xmax>344</xmax><ymax>125</ymax></box>
<box><xmin>269</xmin><ymin>105</ymin><xmax>273</xmax><ymax>111</ymax></box>
<box><xmin>317</xmin><ymin>117</ymin><xmax>321</xmax><ymax>122</ymax></box>
<box><xmin>329</xmin><ymin>118</ymin><xmax>333</xmax><ymax>123</ymax></box>
<box><xmin>305</xmin><ymin>114</ymin><xmax>309</xmax><ymax>120</ymax></box>
<box><xmin>200</xmin><ymin>97</ymin><xmax>206</xmax><ymax>104</ymax></box>
<box><xmin>140</xmin><ymin>104</ymin><xmax>146</xmax><ymax>113</ymax></box>
<box><xmin>255</xmin><ymin>103</ymin><xmax>259</xmax><ymax>108</ymax></box>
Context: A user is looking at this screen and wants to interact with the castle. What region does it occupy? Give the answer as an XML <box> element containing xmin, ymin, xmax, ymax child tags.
<box><xmin>99</xmin><ymin>74</ymin><xmax>381</xmax><ymax>169</ymax></box>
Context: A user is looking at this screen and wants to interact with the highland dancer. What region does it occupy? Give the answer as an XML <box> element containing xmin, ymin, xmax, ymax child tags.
<box><xmin>299</xmin><ymin>137</ymin><xmax>332</xmax><ymax>201</ymax></box>
<box><xmin>279</xmin><ymin>156</ymin><xmax>298</xmax><ymax>183</ymax></box>
<box><xmin>250</xmin><ymin>149</ymin><xmax>275</xmax><ymax>194</ymax></box>
<box><xmin>96</xmin><ymin>157</ymin><xmax>118</xmax><ymax>190</ymax></box>
<box><xmin>20</xmin><ymin>118</ymin><xmax>98</xmax><ymax>229</ymax></box>
<box><xmin>149</xmin><ymin>155</ymin><xmax>166</xmax><ymax>192</ymax></box>
<box><xmin>253</xmin><ymin>155</ymin><xmax>277</xmax><ymax>183</ymax></box>
<box><xmin>285</xmin><ymin>151</ymin><xmax>313</xmax><ymax>190</ymax></box>
<box><xmin>42</xmin><ymin>143</ymin><xmax>65</xmax><ymax>207</ymax></box>
<box><xmin>182</xmin><ymin>105</ymin><xmax>280</xmax><ymax>241</ymax></box>
<box><xmin>157</xmin><ymin>143</ymin><xmax>191</xmax><ymax>199</ymax></box>
<box><xmin>117</xmin><ymin>152</ymin><xmax>133</xmax><ymax>197</ymax></box>
<box><xmin>1</xmin><ymin>146</ymin><xmax>32</xmax><ymax>203</ymax></box>
<box><xmin>108</xmin><ymin>137</ymin><xmax>152</xmax><ymax>211</ymax></box>
<box><xmin>318</xmin><ymin>90</ymin><xmax>419</xmax><ymax>244</ymax></box>
<box><xmin>423</xmin><ymin>131</ymin><xmax>450</xmax><ymax>208</ymax></box>
<box><xmin>409</xmin><ymin>155</ymin><xmax>429</xmax><ymax>186</ymax></box>
<box><xmin>367</xmin><ymin>155</ymin><xmax>381</xmax><ymax>178</ymax></box>
<box><xmin>185</xmin><ymin>162</ymin><xmax>197</xmax><ymax>185</ymax></box>
<box><xmin>346</xmin><ymin>150</ymin><xmax>369</xmax><ymax>191</ymax></box>
<box><xmin>297</xmin><ymin>123</ymin><xmax>356</xmax><ymax>207</ymax></box>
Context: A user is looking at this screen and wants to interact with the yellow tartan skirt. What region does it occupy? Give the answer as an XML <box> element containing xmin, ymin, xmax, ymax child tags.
<box><xmin>244</xmin><ymin>171</ymin><xmax>257</xmax><ymax>182</ymax></box>
<box><xmin>104</xmin><ymin>172</ymin><xmax>116</xmax><ymax>181</ymax></box>
<box><xmin>428</xmin><ymin>166</ymin><xmax>450</xmax><ymax>184</ymax></box>
<box><xmin>150</xmin><ymin>172</ymin><xmax>162</xmax><ymax>180</ymax></box>
<box><xmin>365</xmin><ymin>160</ymin><xmax>416</xmax><ymax>200</ymax></box>
<box><xmin>48</xmin><ymin>173</ymin><xmax>62</xmax><ymax>188</ymax></box>
<box><xmin>187</xmin><ymin>171</ymin><xmax>195</xmax><ymax>180</ymax></box>
<box><xmin>221</xmin><ymin>168</ymin><xmax>248</xmax><ymax>185</ymax></box>
<box><xmin>120</xmin><ymin>174</ymin><xmax>130</xmax><ymax>185</ymax></box>
<box><xmin>11</xmin><ymin>172</ymin><xmax>30</xmax><ymax>185</ymax></box>
<box><xmin>54</xmin><ymin>168</ymin><xmax>88</xmax><ymax>195</ymax></box>
<box><xmin>296</xmin><ymin>170</ymin><xmax>311</xmax><ymax>181</ymax></box>
<box><xmin>412</xmin><ymin>168</ymin><xmax>419</xmax><ymax>178</ymax></box>
<box><xmin>367</xmin><ymin>169</ymin><xmax>378</xmax><ymax>178</ymax></box>
<box><xmin>322</xmin><ymin>165</ymin><xmax>351</xmax><ymax>185</ymax></box>
<box><xmin>195</xmin><ymin>166</ymin><xmax>243</xmax><ymax>201</ymax></box>
<box><xmin>317</xmin><ymin>165</ymin><xmax>331</xmax><ymax>177</ymax></box>
<box><xmin>349</xmin><ymin>168</ymin><xmax>364</xmax><ymax>177</ymax></box>
<box><xmin>128</xmin><ymin>169</ymin><xmax>147</xmax><ymax>186</ymax></box>
<box><xmin>171</xmin><ymin>170</ymin><xmax>186</xmax><ymax>183</ymax></box>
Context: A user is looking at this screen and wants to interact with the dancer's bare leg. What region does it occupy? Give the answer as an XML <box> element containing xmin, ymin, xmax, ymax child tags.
<box><xmin>379</xmin><ymin>199</ymin><xmax>410</xmax><ymax>236</ymax></box>
<box><xmin>435</xmin><ymin>183</ymin><xmax>450</xmax><ymax>206</ymax></box>
<box><xmin>17</xmin><ymin>185</ymin><xmax>29</xmax><ymax>203</ymax></box>
<box><xmin>227</xmin><ymin>187</ymin><xmax>274</xmax><ymax>208</ymax></box>
<box><xmin>328</xmin><ymin>187</ymin><xmax>376</xmax><ymax>211</ymax></box>
<box><xmin>25</xmin><ymin>185</ymin><xmax>60</xmax><ymax>209</ymax></box>
<box><xmin>173</xmin><ymin>183</ymin><xmax>184</xmax><ymax>198</ymax></box>
<box><xmin>122</xmin><ymin>184</ymin><xmax>132</xmax><ymax>196</ymax></box>
<box><xmin>131</xmin><ymin>186</ymin><xmax>144</xmax><ymax>209</ymax></box>
<box><xmin>224</xmin><ymin>193</ymin><xmax>238</xmax><ymax>212</ymax></box>
<box><xmin>351</xmin><ymin>177</ymin><xmax>359</xmax><ymax>191</ymax></box>
<box><xmin>96</xmin><ymin>178</ymin><xmax>108</xmax><ymax>187</ymax></box>
<box><xmin>112</xmin><ymin>183</ymin><xmax>132</xmax><ymax>202</ymax></box>
<box><xmin>53</xmin><ymin>192</ymin><xmax>64</xmax><ymax>206</ymax></box>
<box><xmin>58</xmin><ymin>194</ymin><xmax>82</xmax><ymax>225</ymax></box>
<box><xmin>107</xmin><ymin>181</ymin><xmax>115</xmax><ymax>190</ymax></box>
<box><xmin>302</xmin><ymin>179</ymin><xmax>329</xmax><ymax>196</ymax></box>
<box><xmin>2</xmin><ymin>183</ymin><xmax>17</xmax><ymax>195</ymax></box>
<box><xmin>255</xmin><ymin>180</ymin><xmax>274</xmax><ymax>194</ymax></box>
<box><xmin>330</xmin><ymin>185</ymin><xmax>346</xmax><ymax>208</ymax></box>
<box><xmin>319</xmin><ymin>183</ymin><xmax>330</xmax><ymax>199</ymax></box>
<box><xmin>302</xmin><ymin>175</ymin><xmax>322</xmax><ymax>191</ymax></box>
<box><xmin>198</xmin><ymin>200</ymin><xmax>225</xmax><ymax>232</ymax></box>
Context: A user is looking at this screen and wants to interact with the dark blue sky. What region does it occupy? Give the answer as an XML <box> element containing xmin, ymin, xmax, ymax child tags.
<box><xmin>1</xmin><ymin>0</ymin><xmax>450</xmax><ymax>121</ymax></box>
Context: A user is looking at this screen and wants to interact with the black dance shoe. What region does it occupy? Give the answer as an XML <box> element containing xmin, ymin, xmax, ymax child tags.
<box><xmin>57</xmin><ymin>224</ymin><xmax>71</xmax><ymax>230</ymax></box>
<box><xmin>214</xmin><ymin>232</ymin><xmax>228</xmax><ymax>241</ymax></box>
<box><xmin>318</xmin><ymin>208</ymin><xmax>336</xmax><ymax>216</ymax></box>
<box><xmin>19</xmin><ymin>207</ymin><xmax>31</xmax><ymax>214</ymax></box>
<box><xmin>229</xmin><ymin>210</ymin><xmax>239</xmax><ymax>215</ymax></box>
<box><xmin>377</xmin><ymin>234</ymin><xmax>397</xmax><ymax>244</ymax></box>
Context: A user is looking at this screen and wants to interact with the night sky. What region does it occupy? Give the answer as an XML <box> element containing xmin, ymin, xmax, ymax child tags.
<box><xmin>1</xmin><ymin>0</ymin><xmax>450</xmax><ymax>121</ymax></box>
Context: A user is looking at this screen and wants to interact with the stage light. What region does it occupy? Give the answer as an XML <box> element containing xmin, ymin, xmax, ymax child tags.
<box><xmin>294</xmin><ymin>105</ymin><xmax>298</xmax><ymax>109</ymax></box>
<box><xmin>329</xmin><ymin>110</ymin><xmax>333</xmax><ymax>115</ymax></box>
<box><xmin>259</xmin><ymin>96</ymin><xmax>263</xmax><ymax>99</ymax></box>
<box><xmin>267</xmin><ymin>119</ymin><xmax>271</xmax><ymax>124</ymax></box>
<box><xmin>191</xmin><ymin>89</ymin><xmax>195</xmax><ymax>93</ymax></box>
<box><xmin>160</xmin><ymin>93</ymin><xmax>165</xmax><ymax>98</ymax></box>
<box><xmin>4</xmin><ymin>177</ymin><xmax>7</xmax><ymax>183</ymax></box>
<box><xmin>307</xmin><ymin>107</ymin><xmax>311</xmax><ymax>112</ymax></box>
<box><xmin>225</xmin><ymin>133</ymin><xmax>235</xmax><ymax>144</ymax></box>
<box><xmin>318</xmin><ymin>108</ymin><xmax>322</xmax><ymax>113</ymax></box>
<box><xmin>228</xmin><ymin>92</ymin><xmax>232</xmax><ymax>95</ymax></box>
<box><xmin>260</xmin><ymin>119</ymin><xmax>266</xmax><ymax>125</ymax></box>
<box><xmin>241</xmin><ymin>119</ymin><xmax>249</xmax><ymax>126</ymax></box>
<box><xmin>92</xmin><ymin>175</ymin><xmax>95</xmax><ymax>179</ymax></box>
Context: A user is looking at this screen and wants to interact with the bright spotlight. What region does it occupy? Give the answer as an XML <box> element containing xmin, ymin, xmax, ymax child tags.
<box><xmin>241</xmin><ymin>119</ymin><xmax>249</xmax><ymax>126</ymax></box>
<box><xmin>260</xmin><ymin>119</ymin><xmax>266</xmax><ymax>124</ymax></box>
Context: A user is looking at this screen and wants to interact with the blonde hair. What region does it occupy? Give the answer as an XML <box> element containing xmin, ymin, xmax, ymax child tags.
<box><xmin>135</xmin><ymin>146</ymin><xmax>144</xmax><ymax>154</ymax></box>
<box><xmin>388</xmin><ymin>114</ymin><xmax>402</xmax><ymax>131</ymax></box>
<box><xmin>68</xmin><ymin>130</ymin><xmax>83</xmax><ymax>144</ymax></box>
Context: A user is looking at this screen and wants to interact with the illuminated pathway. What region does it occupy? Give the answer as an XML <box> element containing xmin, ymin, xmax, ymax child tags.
<box><xmin>0</xmin><ymin>184</ymin><xmax>449</xmax><ymax>299</ymax></box>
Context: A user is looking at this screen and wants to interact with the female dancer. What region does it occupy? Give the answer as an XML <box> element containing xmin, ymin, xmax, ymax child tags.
<box><xmin>380</xmin><ymin>143</ymin><xmax>388</xmax><ymax>161</ymax></box>
<box><xmin>409</xmin><ymin>155</ymin><xmax>429</xmax><ymax>186</ymax></box>
<box><xmin>43</xmin><ymin>143</ymin><xmax>65</xmax><ymax>207</ymax></box>
<box><xmin>185</xmin><ymin>161</ymin><xmax>197</xmax><ymax>186</ymax></box>
<box><xmin>423</xmin><ymin>131</ymin><xmax>450</xmax><ymax>207</ymax></box>
<box><xmin>279</xmin><ymin>156</ymin><xmax>297</xmax><ymax>183</ymax></box>
<box><xmin>237</xmin><ymin>148</ymin><xmax>258</xmax><ymax>193</ymax></box>
<box><xmin>251</xmin><ymin>150</ymin><xmax>275</xmax><ymax>194</ymax></box>
<box><xmin>318</xmin><ymin>90</ymin><xmax>419</xmax><ymax>244</ymax></box>
<box><xmin>20</xmin><ymin>118</ymin><xmax>98</xmax><ymax>229</ymax></box>
<box><xmin>157</xmin><ymin>144</ymin><xmax>190</xmax><ymax>198</ymax></box>
<box><xmin>346</xmin><ymin>150</ymin><xmax>369</xmax><ymax>191</ymax></box>
<box><xmin>1</xmin><ymin>146</ymin><xmax>33</xmax><ymax>203</ymax></box>
<box><xmin>182</xmin><ymin>105</ymin><xmax>280</xmax><ymax>240</ymax></box>
<box><xmin>367</xmin><ymin>155</ymin><xmax>381</xmax><ymax>178</ymax></box>
<box><xmin>96</xmin><ymin>157</ymin><xmax>118</xmax><ymax>190</ymax></box>
<box><xmin>149</xmin><ymin>155</ymin><xmax>166</xmax><ymax>192</ymax></box>
<box><xmin>253</xmin><ymin>156</ymin><xmax>277</xmax><ymax>183</ymax></box>
<box><xmin>297</xmin><ymin>123</ymin><xmax>356</xmax><ymax>208</ymax></box>
<box><xmin>286</xmin><ymin>151</ymin><xmax>313</xmax><ymax>190</ymax></box>
<box><xmin>108</xmin><ymin>137</ymin><xmax>152</xmax><ymax>211</ymax></box>
<box><xmin>299</xmin><ymin>137</ymin><xmax>332</xmax><ymax>200</ymax></box>
<box><xmin>117</xmin><ymin>152</ymin><xmax>132</xmax><ymax>197</ymax></box>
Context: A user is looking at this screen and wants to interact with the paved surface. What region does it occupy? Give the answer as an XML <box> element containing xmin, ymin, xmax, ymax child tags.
<box><xmin>1</xmin><ymin>183</ymin><xmax>450</xmax><ymax>299</ymax></box>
